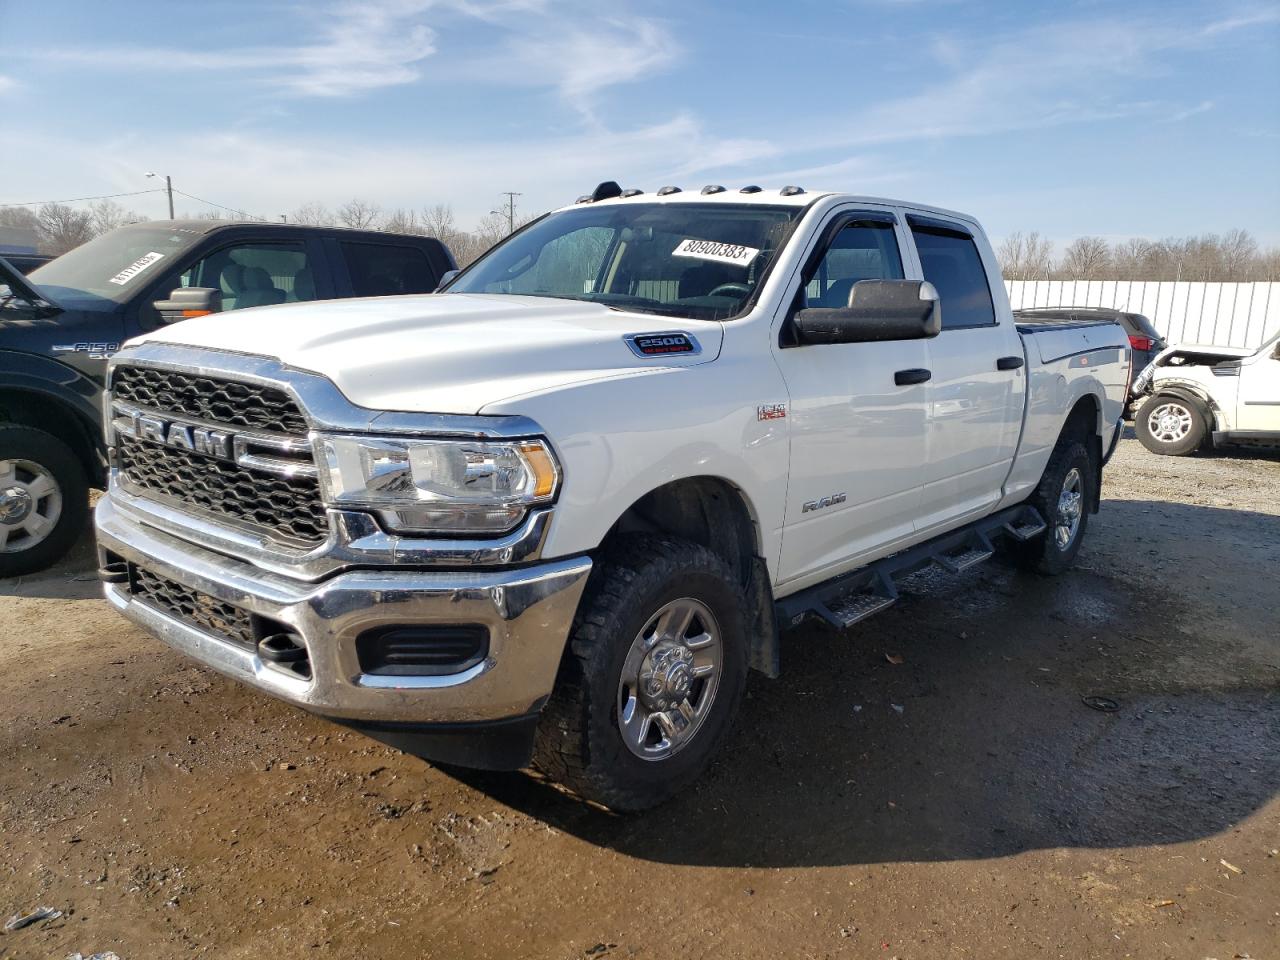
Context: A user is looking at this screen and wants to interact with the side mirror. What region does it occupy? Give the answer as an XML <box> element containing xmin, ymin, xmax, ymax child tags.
<box><xmin>793</xmin><ymin>279</ymin><xmax>941</xmax><ymax>345</ymax></box>
<box><xmin>434</xmin><ymin>269</ymin><xmax>460</xmax><ymax>292</ymax></box>
<box><xmin>152</xmin><ymin>287</ymin><xmax>222</xmax><ymax>324</ymax></box>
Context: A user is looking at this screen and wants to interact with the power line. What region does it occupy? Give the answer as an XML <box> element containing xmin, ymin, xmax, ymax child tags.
<box><xmin>0</xmin><ymin>189</ymin><xmax>165</xmax><ymax>208</ymax></box>
<box><xmin>170</xmin><ymin>188</ymin><xmax>262</xmax><ymax>220</ymax></box>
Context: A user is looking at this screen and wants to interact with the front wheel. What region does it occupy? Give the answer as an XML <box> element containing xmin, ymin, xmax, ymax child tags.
<box><xmin>1134</xmin><ymin>394</ymin><xmax>1207</xmax><ymax>456</ymax></box>
<box><xmin>1012</xmin><ymin>439</ymin><xmax>1093</xmax><ymax>576</ymax></box>
<box><xmin>534</xmin><ymin>535</ymin><xmax>749</xmax><ymax>812</ymax></box>
<box><xmin>0</xmin><ymin>426</ymin><xmax>90</xmax><ymax>578</ymax></box>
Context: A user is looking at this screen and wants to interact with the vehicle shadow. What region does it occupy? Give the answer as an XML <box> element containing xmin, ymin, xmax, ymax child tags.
<box><xmin>1122</xmin><ymin>422</ymin><xmax>1280</xmax><ymax>460</ymax></box>
<box><xmin>444</xmin><ymin>499</ymin><xmax>1280</xmax><ymax>867</ymax></box>
<box><xmin>0</xmin><ymin>521</ymin><xmax>100</xmax><ymax>600</ymax></box>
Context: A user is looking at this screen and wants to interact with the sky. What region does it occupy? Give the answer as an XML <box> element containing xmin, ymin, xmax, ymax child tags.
<box><xmin>1</xmin><ymin>0</ymin><xmax>1278</xmax><ymax>248</ymax></box>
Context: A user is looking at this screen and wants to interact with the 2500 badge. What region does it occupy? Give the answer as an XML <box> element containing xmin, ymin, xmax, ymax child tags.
<box><xmin>624</xmin><ymin>332</ymin><xmax>702</xmax><ymax>358</ymax></box>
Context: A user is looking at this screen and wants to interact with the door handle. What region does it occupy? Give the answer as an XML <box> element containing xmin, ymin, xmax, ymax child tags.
<box><xmin>996</xmin><ymin>355</ymin><xmax>1025</xmax><ymax>370</ymax></box>
<box><xmin>894</xmin><ymin>368</ymin><xmax>931</xmax><ymax>386</ymax></box>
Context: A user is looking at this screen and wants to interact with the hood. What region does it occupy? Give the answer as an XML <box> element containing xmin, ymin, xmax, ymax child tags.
<box><xmin>134</xmin><ymin>293</ymin><xmax>723</xmax><ymax>414</ymax></box>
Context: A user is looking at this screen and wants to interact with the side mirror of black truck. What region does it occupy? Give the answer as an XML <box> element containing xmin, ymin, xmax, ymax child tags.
<box><xmin>793</xmin><ymin>279</ymin><xmax>941</xmax><ymax>345</ymax></box>
<box><xmin>152</xmin><ymin>287</ymin><xmax>222</xmax><ymax>325</ymax></box>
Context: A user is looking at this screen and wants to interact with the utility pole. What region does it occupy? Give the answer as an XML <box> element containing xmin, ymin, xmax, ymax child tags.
<box><xmin>146</xmin><ymin>172</ymin><xmax>175</xmax><ymax>218</ymax></box>
<box><xmin>494</xmin><ymin>192</ymin><xmax>521</xmax><ymax>233</ymax></box>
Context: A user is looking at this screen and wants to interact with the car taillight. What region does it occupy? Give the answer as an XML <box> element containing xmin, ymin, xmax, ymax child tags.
<box><xmin>1128</xmin><ymin>335</ymin><xmax>1153</xmax><ymax>352</ymax></box>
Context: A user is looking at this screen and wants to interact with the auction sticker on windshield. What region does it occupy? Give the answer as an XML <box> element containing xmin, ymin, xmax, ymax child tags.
<box><xmin>108</xmin><ymin>252</ymin><xmax>166</xmax><ymax>286</ymax></box>
<box><xmin>672</xmin><ymin>238</ymin><xmax>760</xmax><ymax>267</ymax></box>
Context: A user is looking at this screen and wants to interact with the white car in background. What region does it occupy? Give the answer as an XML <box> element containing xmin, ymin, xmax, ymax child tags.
<box><xmin>1133</xmin><ymin>331</ymin><xmax>1280</xmax><ymax>455</ymax></box>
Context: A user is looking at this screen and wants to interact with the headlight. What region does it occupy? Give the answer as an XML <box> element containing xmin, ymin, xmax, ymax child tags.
<box><xmin>318</xmin><ymin>435</ymin><xmax>560</xmax><ymax>535</ymax></box>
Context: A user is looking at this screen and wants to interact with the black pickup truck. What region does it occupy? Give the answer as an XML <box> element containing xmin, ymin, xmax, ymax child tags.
<box><xmin>0</xmin><ymin>219</ymin><xmax>455</xmax><ymax>576</ymax></box>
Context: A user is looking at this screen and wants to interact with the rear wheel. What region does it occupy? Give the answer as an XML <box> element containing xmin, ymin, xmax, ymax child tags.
<box><xmin>0</xmin><ymin>426</ymin><xmax>89</xmax><ymax>578</ymax></box>
<box><xmin>534</xmin><ymin>535</ymin><xmax>748</xmax><ymax>812</ymax></box>
<box><xmin>1135</xmin><ymin>394</ymin><xmax>1207</xmax><ymax>456</ymax></box>
<box><xmin>1013</xmin><ymin>438</ymin><xmax>1093</xmax><ymax>576</ymax></box>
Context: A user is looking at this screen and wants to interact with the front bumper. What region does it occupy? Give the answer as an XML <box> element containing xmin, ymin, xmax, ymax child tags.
<box><xmin>95</xmin><ymin>496</ymin><xmax>592</xmax><ymax>727</ymax></box>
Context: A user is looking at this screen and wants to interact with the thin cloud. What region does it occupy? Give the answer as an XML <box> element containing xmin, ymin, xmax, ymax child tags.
<box><xmin>0</xmin><ymin>75</ymin><xmax>16</xmax><ymax>95</ymax></box>
<box><xmin>43</xmin><ymin>0</ymin><xmax>446</xmax><ymax>97</ymax></box>
<box><xmin>1165</xmin><ymin>100</ymin><xmax>1214</xmax><ymax>123</ymax></box>
<box><xmin>804</xmin><ymin>8</ymin><xmax>1273</xmax><ymax>152</ymax></box>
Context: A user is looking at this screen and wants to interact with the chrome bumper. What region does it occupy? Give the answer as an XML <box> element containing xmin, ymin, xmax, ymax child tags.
<box><xmin>95</xmin><ymin>496</ymin><xmax>592</xmax><ymax>725</ymax></box>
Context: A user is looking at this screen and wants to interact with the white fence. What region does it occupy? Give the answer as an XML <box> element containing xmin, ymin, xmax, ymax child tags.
<box><xmin>1005</xmin><ymin>279</ymin><xmax>1280</xmax><ymax>349</ymax></box>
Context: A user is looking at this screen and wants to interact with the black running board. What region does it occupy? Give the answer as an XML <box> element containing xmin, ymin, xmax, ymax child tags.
<box><xmin>775</xmin><ymin>504</ymin><xmax>1046</xmax><ymax>631</ymax></box>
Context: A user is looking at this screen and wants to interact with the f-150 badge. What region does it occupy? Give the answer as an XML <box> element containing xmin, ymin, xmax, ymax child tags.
<box><xmin>53</xmin><ymin>342</ymin><xmax>119</xmax><ymax>360</ymax></box>
<box><xmin>757</xmin><ymin>403</ymin><xmax>787</xmax><ymax>421</ymax></box>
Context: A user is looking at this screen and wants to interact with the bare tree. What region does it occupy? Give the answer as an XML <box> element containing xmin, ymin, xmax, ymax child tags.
<box><xmin>1057</xmin><ymin>236</ymin><xmax>1112</xmax><ymax>280</ymax></box>
<box><xmin>998</xmin><ymin>231</ymin><xmax>1054</xmax><ymax>280</ymax></box>
<box><xmin>420</xmin><ymin>203</ymin><xmax>456</xmax><ymax>240</ymax></box>
<box><xmin>36</xmin><ymin>202</ymin><xmax>95</xmax><ymax>254</ymax></box>
<box><xmin>381</xmin><ymin>208</ymin><xmax>422</xmax><ymax>235</ymax></box>
<box><xmin>291</xmin><ymin>202</ymin><xmax>333</xmax><ymax>226</ymax></box>
<box><xmin>88</xmin><ymin>199</ymin><xmax>146</xmax><ymax>235</ymax></box>
<box><xmin>336</xmin><ymin>199</ymin><xmax>382</xmax><ymax>229</ymax></box>
<box><xmin>0</xmin><ymin>205</ymin><xmax>41</xmax><ymax>232</ymax></box>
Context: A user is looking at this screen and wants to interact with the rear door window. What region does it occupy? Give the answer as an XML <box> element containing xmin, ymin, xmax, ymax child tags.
<box><xmin>910</xmin><ymin>224</ymin><xmax>996</xmax><ymax>329</ymax></box>
<box><xmin>341</xmin><ymin>242</ymin><xmax>438</xmax><ymax>296</ymax></box>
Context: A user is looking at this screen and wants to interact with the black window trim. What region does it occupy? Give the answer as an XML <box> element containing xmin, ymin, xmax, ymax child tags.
<box><xmin>907</xmin><ymin>215</ymin><xmax>998</xmax><ymax>331</ymax></box>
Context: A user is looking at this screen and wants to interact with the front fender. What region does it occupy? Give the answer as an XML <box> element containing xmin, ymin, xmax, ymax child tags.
<box><xmin>0</xmin><ymin>349</ymin><xmax>105</xmax><ymax>433</ymax></box>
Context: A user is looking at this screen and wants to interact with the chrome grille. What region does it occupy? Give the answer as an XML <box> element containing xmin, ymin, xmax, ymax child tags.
<box><xmin>129</xmin><ymin>563</ymin><xmax>255</xmax><ymax>649</ymax></box>
<box><xmin>113</xmin><ymin>366</ymin><xmax>309</xmax><ymax>434</ymax></box>
<box><xmin>112</xmin><ymin>365</ymin><xmax>328</xmax><ymax>548</ymax></box>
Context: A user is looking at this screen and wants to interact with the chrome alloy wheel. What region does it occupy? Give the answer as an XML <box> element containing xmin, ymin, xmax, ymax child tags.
<box><xmin>1147</xmin><ymin>402</ymin><xmax>1193</xmax><ymax>444</ymax></box>
<box><xmin>1054</xmin><ymin>467</ymin><xmax>1083</xmax><ymax>550</ymax></box>
<box><xmin>0</xmin><ymin>459</ymin><xmax>62</xmax><ymax>554</ymax></box>
<box><xmin>617</xmin><ymin>597</ymin><xmax>723</xmax><ymax>761</ymax></box>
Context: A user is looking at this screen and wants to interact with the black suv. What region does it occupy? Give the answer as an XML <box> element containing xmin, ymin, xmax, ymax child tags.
<box><xmin>0</xmin><ymin>220</ymin><xmax>455</xmax><ymax>576</ymax></box>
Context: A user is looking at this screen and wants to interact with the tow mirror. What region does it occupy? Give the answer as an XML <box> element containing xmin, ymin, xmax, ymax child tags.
<box><xmin>152</xmin><ymin>287</ymin><xmax>222</xmax><ymax>324</ymax></box>
<box><xmin>434</xmin><ymin>269</ymin><xmax>459</xmax><ymax>292</ymax></box>
<box><xmin>793</xmin><ymin>279</ymin><xmax>941</xmax><ymax>345</ymax></box>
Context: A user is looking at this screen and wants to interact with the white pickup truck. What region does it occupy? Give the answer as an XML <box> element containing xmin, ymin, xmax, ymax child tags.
<box><xmin>94</xmin><ymin>184</ymin><xmax>1129</xmax><ymax>810</ymax></box>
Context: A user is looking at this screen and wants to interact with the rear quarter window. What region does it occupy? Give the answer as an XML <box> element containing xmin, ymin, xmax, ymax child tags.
<box><xmin>341</xmin><ymin>242</ymin><xmax>438</xmax><ymax>297</ymax></box>
<box><xmin>911</xmin><ymin>226</ymin><xmax>996</xmax><ymax>330</ymax></box>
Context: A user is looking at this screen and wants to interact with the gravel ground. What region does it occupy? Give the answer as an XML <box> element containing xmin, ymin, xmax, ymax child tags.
<box><xmin>1</xmin><ymin>434</ymin><xmax>1277</xmax><ymax>960</ymax></box>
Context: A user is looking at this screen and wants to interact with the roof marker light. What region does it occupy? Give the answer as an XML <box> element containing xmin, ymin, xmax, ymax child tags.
<box><xmin>739</xmin><ymin>185</ymin><xmax>762</xmax><ymax>194</ymax></box>
<box><xmin>590</xmin><ymin>180</ymin><xmax>623</xmax><ymax>202</ymax></box>
<box><xmin>656</xmin><ymin>186</ymin><xmax>682</xmax><ymax>196</ymax></box>
<box><xmin>700</xmin><ymin>185</ymin><xmax>726</xmax><ymax>195</ymax></box>
<box><xmin>780</xmin><ymin>185</ymin><xmax>805</xmax><ymax>196</ymax></box>
<box><xmin>620</xmin><ymin>189</ymin><xmax>644</xmax><ymax>198</ymax></box>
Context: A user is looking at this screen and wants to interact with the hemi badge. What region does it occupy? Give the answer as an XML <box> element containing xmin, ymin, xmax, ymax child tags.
<box><xmin>758</xmin><ymin>403</ymin><xmax>787</xmax><ymax>421</ymax></box>
<box><xmin>625</xmin><ymin>332</ymin><xmax>701</xmax><ymax>358</ymax></box>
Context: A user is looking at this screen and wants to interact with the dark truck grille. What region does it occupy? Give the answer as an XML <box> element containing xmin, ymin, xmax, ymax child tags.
<box><xmin>130</xmin><ymin>564</ymin><xmax>255</xmax><ymax>649</ymax></box>
<box><xmin>113</xmin><ymin>365</ymin><xmax>329</xmax><ymax>548</ymax></box>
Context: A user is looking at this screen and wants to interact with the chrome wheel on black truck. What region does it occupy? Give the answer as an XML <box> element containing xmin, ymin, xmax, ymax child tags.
<box><xmin>535</xmin><ymin>535</ymin><xmax>748</xmax><ymax>812</ymax></box>
<box><xmin>0</xmin><ymin>426</ymin><xmax>89</xmax><ymax>578</ymax></box>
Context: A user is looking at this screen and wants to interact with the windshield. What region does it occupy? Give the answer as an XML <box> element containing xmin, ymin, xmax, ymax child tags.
<box><xmin>28</xmin><ymin>224</ymin><xmax>206</xmax><ymax>310</ymax></box>
<box><xmin>446</xmin><ymin>202</ymin><xmax>805</xmax><ymax>320</ymax></box>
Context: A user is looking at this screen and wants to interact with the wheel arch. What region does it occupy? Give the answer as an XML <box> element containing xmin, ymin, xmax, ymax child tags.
<box><xmin>1060</xmin><ymin>392</ymin><xmax>1104</xmax><ymax>513</ymax></box>
<box><xmin>0</xmin><ymin>386</ymin><xmax>105</xmax><ymax>486</ymax></box>
<box><xmin>598</xmin><ymin>475</ymin><xmax>780</xmax><ymax>678</ymax></box>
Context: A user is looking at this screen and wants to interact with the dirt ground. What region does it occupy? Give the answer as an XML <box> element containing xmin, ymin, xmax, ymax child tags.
<box><xmin>2</xmin><ymin>434</ymin><xmax>1278</xmax><ymax>960</ymax></box>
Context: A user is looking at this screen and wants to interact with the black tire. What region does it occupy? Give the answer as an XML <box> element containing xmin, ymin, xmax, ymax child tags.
<box><xmin>534</xmin><ymin>534</ymin><xmax>749</xmax><ymax>812</ymax></box>
<box><xmin>1012</xmin><ymin>439</ymin><xmax>1092</xmax><ymax>576</ymax></box>
<box><xmin>1134</xmin><ymin>393</ymin><xmax>1208</xmax><ymax>456</ymax></box>
<box><xmin>0</xmin><ymin>426</ymin><xmax>90</xmax><ymax>578</ymax></box>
